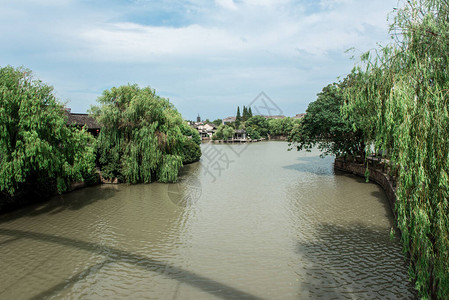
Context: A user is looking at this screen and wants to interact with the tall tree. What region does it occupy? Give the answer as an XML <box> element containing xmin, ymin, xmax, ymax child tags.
<box><xmin>0</xmin><ymin>66</ymin><xmax>96</xmax><ymax>206</ymax></box>
<box><xmin>245</xmin><ymin>115</ymin><xmax>269</xmax><ymax>139</ymax></box>
<box><xmin>248</xmin><ymin>107</ymin><xmax>253</xmax><ymax>118</ymax></box>
<box><xmin>289</xmin><ymin>83</ymin><xmax>363</xmax><ymax>157</ymax></box>
<box><xmin>268</xmin><ymin>117</ymin><xmax>297</xmax><ymax>137</ymax></box>
<box><xmin>91</xmin><ymin>84</ymin><xmax>201</xmax><ymax>184</ymax></box>
<box><xmin>342</xmin><ymin>1</ymin><xmax>449</xmax><ymax>297</ymax></box>
<box><xmin>235</xmin><ymin>106</ymin><xmax>242</xmax><ymax>128</ymax></box>
<box><xmin>242</xmin><ymin>106</ymin><xmax>248</xmax><ymax>121</ymax></box>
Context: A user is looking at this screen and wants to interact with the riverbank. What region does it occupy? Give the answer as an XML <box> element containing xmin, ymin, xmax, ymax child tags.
<box><xmin>209</xmin><ymin>138</ymin><xmax>263</xmax><ymax>143</ymax></box>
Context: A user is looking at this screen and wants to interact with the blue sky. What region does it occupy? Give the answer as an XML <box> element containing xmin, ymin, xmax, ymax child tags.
<box><xmin>0</xmin><ymin>0</ymin><xmax>397</xmax><ymax>120</ymax></box>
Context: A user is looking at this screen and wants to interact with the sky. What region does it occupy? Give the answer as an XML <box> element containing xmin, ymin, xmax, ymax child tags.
<box><xmin>0</xmin><ymin>0</ymin><xmax>398</xmax><ymax>120</ymax></box>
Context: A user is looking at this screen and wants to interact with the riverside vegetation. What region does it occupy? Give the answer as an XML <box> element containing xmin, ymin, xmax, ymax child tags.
<box><xmin>289</xmin><ymin>1</ymin><xmax>449</xmax><ymax>298</ymax></box>
<box><xmin>0</xmin><ymin>66</ymin><xmax>201</xmax><ymax>210</ymax></box>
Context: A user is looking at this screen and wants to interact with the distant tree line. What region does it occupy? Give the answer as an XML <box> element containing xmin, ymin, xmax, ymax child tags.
<box><xmin>212</xmin><ymin>105</ymin><xmax>300</xmax><ymax>141</ymax></box>
<box><xmin>0</xmin><ymin>66</ymin><xmax>201</xmax><ymax>210</ymax></box>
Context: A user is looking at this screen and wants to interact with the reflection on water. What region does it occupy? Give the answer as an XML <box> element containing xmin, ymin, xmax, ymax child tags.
<box><xmin>0</xmin><ymin>142</ymin><xmax>416</xmax><ymax>299</ymax></box>
<box><xmin>167</xmin><ymin>163</ymin><xmax>203</xmax><ymax>207</ymax></box>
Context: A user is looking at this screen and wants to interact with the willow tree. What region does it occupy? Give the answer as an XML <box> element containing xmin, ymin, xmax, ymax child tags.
<box><xmin>343</xmin><ymin>1</ymin><xmax>449</xmax><ymax>297</ymax></box>
<box><xmin>91</xmin><ymin>84</ymin><xmax>200</xmax><ymax>184</ymax></box>
<box><xmin>0</xmin><ymin>66</ymin><xmax>96</xmax><ymax>206</ymax></box>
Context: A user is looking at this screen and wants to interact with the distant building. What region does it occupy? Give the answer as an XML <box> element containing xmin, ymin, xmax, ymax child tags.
<box><xmin>193</xmin><ymin>123</ymin><xmax>217</xmax><ymax>140</ymax></box>
<box><xmin>65</xmin><ymin>109</ymin><xmax>101</xmax><ymax>136</ymax></box>
<box><xmin>263</xmin><ymin>115</ymin><xmax>286</xmax><ymax>119</ymax></box>
<box><xmin>222</xmin><ymin>116</ymin><xmax>236</xmax><ymax>125</ymax></box>
<box><xmin>234</xmin><ymin>129</ymin><xmax>247</xmax><ymax>140</ymax></box>
<box><xmin>293</xmin><ymin>113</ymin><xmax>306</xmax><ymax>119</ymax></box>
<box><xmin>197</xmin><ymin>114</ymin><xmax>201</xmax><ymax>123</ymax></box>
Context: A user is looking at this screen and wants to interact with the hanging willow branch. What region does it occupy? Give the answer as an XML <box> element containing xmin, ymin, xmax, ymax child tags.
<box><xmin>342</xmin><ymin>1</ymin><xmax>449</xmax><ymax>298</ymax></box>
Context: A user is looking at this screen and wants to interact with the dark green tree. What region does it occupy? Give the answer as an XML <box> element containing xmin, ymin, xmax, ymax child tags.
<box><xmin>212</xmin><ymin>119</ymin><xmax>222</xmax><ymax>127</ymax></box>
<box><xmin>245</xmin><ymin>115</ymin><xmax>269</xmax><ymax>139</ymax></box>
<box><xmin>248</xmin><ymin>107</ymin><xmax>253</xmax><ymax>118</ymax></box>
<box><xmin>0</xmin><ymin>66</ymin><xmax>96</xmax><ymax>205</ymax></box>
<box><xmin>235</xmin><ymin>106</ymin><xmax>242</xmax><ymax>128</ymax></box>
<box><xmin>268</xmin><ymin>117</ymin><xmax>297</xmax><ymax>137</ymax></box>
<box><xmin>242</xmin><ymin>106</ymin><xmax>249</xmax><ymax>121</ymax></box>
<box><xmin>212</xmin><ymin>124</ymin><xmax>235</xmax><ymax>140</ymax></box>
<box><xmin>90</xmin><ymin>84</ymin><xmax>201</xmax><ymax>183</ymax></box>
<box><xmin>288</xmin><ymin>83</ymin><xmax>364</xmax><ymax>158</ymax></box>
<box><xmin>223</xmin><ymin>126</ymin><xmax>235</xmax><ymax>140</ymax></box>
<box><xmin>180</xmin><ymin>124</ymin><xmax>201</xmax><ymax>164</ymax></box>
<box><xmin>212</xmin><ymin>124</ymin><xmax>225</xmax><ymax>140</ymax></box>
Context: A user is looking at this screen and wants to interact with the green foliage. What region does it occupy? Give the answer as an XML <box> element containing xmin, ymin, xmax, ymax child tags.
<box><xmin>181</xmin><ymin>139</ymin><xmax>201</xmax><ymax>164</ymax></box>
<box><xmin>212</xmin><ymin>119</ymin><xmax>222</xmax><ymax>127</ymax></box>
<box><xmin>268</xmin><ymin>117</ymin><xmax>299</xmax><ymax>137</ymax></box>
<box><xmin>246</xmin><ymin>127</ymin><xmax>260</xmax><ymax>140</ymax></box>
<box><xmin>212</xmin><ymin>124</ymin><xmax>223</xmax><ymax>140</ymax></box>
<box><xmin>223</xmin><ymin>126</ymin><xmax>235</xmax><ymax>140</ymax></box>
<box><xmin>179</xmin><ymin>124</ymin><xmax>201</xmax><ymax>163</ymax></box>
<box><xmin>91</xmin><ymin>84</ymin><xmax>200</xmax><ymax>184</ymax></box>
<box><xmin>242</xmin><ymin>105</ymin><xmax>251</xmax><ymax>122</ymax></box>
<box><xmin>235</xmin><ymin>106</ymin><xmax>242</xmax><ymax>128</ymax></box>
<box><xmin>342</xmin><ymin>1</ymin><xmax>449</xmax><ymax>297</ymax></box>
<box><xmin>245</xmin><ymin>115</ymin><xmax>269</xmax><ymax>139</ymax></box>
<box><xmin>288</xmin><ymin>84</ymin><xmax>364</xmax><ymax>157</ymax></box>
<box><xmin>181</xmin><ymin>123</ymin><xmax>201</xmax><ymax>145</ymax></box>
<box><xmin>0</xmin><ymin>66</ymin><xmax>96</xmax><ymax>202</ymax></box>
<box><xmin>212</xmin><ymin>124</ymin><xmax>235</xmax><ymax>140</ymax></box>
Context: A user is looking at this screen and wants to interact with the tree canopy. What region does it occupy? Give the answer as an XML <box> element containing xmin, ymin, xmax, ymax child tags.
<box><xmin>212</xmin><ymin>119</ymin><xmax>222</xmax><ymax>127</ymax></box>
<box><xmin>91</xmin><ymin>84</ymin><xmax>201</xmax><ymax>184</ymax></box>
<box><xmin>245</xmin><ymin>115</ymin><xmax>269</xmax><ymax>139</ymax></box>
<box><xmin>235</xmin><ymin>106</ymin><xmax>242</xmax><ymax>128</ymax></box>
<box><xmin>212</xmin><ymin>124</ymin><xmax>234</xmax><ymax>140</ymax></box>
<box><xmin>288</xmin><ymin>83</ymin><xmax>364</xmax><ymax>157</ymax></box>
<box><xmin>0</xmin><ymin>66</ymin><xmax>96</xmax><ymax>205</ymax></box>
<box><xmin>268</xmin><ymin>117</ymin><xmax>299</xmax><ymax>137</ymax></box>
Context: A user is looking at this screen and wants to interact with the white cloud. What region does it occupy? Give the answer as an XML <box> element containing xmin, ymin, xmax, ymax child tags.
<box><xmin>76</xmin><ymin>0</ymin><xmax>392</xmax><ymax>63</ymax></box>
<box><xmin>8</xmin><ymin>0</ymin><xmax>74</xmax><ymax>6</ymax></box>
<box><xmin>242</xmin><ymin>0</ymin><xmax>291</xmax><ymax>8</ymax></box>
<box><xmin>79</xmin><ymin>23</ymin><xmax>250</xmax><ymax>61</ymax></box>
<box><xmin>215</xmin><ymin>0</ymin><xmax>238</xmax><ymax>10</ymax></box>
<box><xmin>0</xmin><ymin>0</ymin><xmax>398</xmax><ymax>118</ymax></box>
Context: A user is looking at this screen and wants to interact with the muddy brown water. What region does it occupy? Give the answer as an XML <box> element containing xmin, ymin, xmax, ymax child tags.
<box><xmin>0</xmin><ymin>142</ymin><xmax>415</xmax><ymax>299</ymax></box>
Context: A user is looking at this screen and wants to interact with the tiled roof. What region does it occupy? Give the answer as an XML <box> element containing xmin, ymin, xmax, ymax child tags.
<box><xmin>264</xmin><ymin>115</ymin><xmax>286</xmax><ymax>119</ymax></box>
<box><xmin>66</xmin><ymin>113</ymin><xmax>101</xmax><ymax>129</ymax></box>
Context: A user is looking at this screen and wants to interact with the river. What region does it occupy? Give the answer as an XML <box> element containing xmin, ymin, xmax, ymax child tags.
<box><xmin>0</xmin><ymin>141</ymin><xmax>415</xmax><ymax>299</ymax></box>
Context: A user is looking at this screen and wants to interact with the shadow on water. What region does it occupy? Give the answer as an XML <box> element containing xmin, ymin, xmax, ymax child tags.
<box><xmin>0</xmin><ymin>186</ymin><xmax>117</xmax><ymax>224</ymax></box>
<box><xmin>0</xmin><ymin>229</ymin><xmax>263</xmax><ymax>300</ymax></box>
<box><xmin>333</xmin><ymin>170</ymin><xmax>395</xmax><ymax>217</ymax></box>
<box><xmin>283</xmin><ymin>155</ymin><xmax>335</xmax><ymax>177</ymax></box>
<box><xmin>295</xmin><ymin>223</ymin><xmax>417</xmax><ymax>299</ymax></box>
<box><xmin>31</xmin><ymin>260</ymin><xmax>113</xmax><ymax>300</ymax></box>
